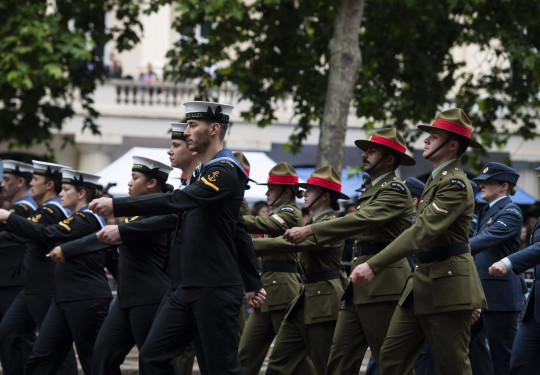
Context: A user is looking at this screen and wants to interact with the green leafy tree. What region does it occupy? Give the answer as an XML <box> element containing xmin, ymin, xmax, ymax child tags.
<box><xmin>0</xmin><ymin>0</ymin><xmax>142</xmax><ymax>158</ymax></box>
<box><xmin>159</xmin><ymin>0</ymin><xmax>540</xmax><ymax>172</ymax></box>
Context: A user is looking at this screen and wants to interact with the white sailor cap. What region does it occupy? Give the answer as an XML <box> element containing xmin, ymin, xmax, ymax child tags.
<box><xmin>61</xmin><ymin>169</ymin><xmax>102</xmax><ymax>190</ymax></box>
<box><xmin>2</xmin><ymin>160</ymin><xmax>34</xmax><ymax>177</ymax></box>
<box><xmin>170</xmin><ymin>122</ymin><xmax>187</xmax><ymax>140</ymax></box>
<box><xmin>183</xmin><ymin>101</ymin><xmax>233</xmax><ymax>124</ymax></box>
<box><xmin>132</xmin><ymin>156</ymin><xmax>173</xmax><ymax>182</ymax></box>
<box><xmin>32</xmin><ymin>160</ymin><xmax>70</xmax><ymax>178</ymax></box>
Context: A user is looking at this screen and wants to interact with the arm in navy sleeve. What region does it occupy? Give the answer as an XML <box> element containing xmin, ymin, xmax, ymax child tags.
<box><xmin>469</xmin><ymin>208</ymin><xmax>522</xmax><ymax>255</ymax></box>
<box><xmin>508</xmin><ymin>242</ymin><xmax>540</xmax><ymax>274</ymax></box>
<box><xmin>5</xmin><ymin>211</ymin><xmax>101</xmax><ymax>250</ymax></box>
<box><xmin>118</xmin><ymin>214</ymin><xmax>179</xmax><ymax>244</ymax></box>
<box><xmin>235</xmin><ymin>214</ymin><xmax>262</xmax><ymax>292</ymax></box>
<box><xmin>113</xmin><ymin>164</ymin><xmax>237</xmax><ymax>217</ymax></box>
<box><xmin>61</xmin><ymin>232</ymin><xmax>115</xmax><ymax>259</ymax></box>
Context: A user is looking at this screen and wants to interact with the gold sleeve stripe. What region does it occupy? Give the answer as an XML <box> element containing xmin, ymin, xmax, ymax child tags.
<box><xmin>201</xmin><ymin>177</ymin><xmax>219</xmax><ymax>191</ymax></box>
<box><xmin>271</xmin><ymin>214</ymin><xmax>285</xmax><ymax>225</ymax></box>
<box><xmin>432</xmin><ymin>202</ymin><xmax>449</xmax><ymax>214</ymax></box>
<box><xmin>59</xmin><ymin>222</ymin><xmax>72</xmax><ymax>231</ymax></box>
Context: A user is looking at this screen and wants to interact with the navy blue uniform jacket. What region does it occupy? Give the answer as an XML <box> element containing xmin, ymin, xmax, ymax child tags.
<box><xmin>113</xmin><ymin>149</ymin><xmax>262</xmax><ymax>290</ymax></box>
<box><xmin>470</xmin><ymin>196</ymin><xmax>523</xmax><ymax>311</ymax></box>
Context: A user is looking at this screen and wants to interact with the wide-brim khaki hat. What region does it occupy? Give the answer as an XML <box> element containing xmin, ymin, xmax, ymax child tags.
<box><xmin>258</xmin><ymin>162</ymin><xmax>299</xmax><ymax>186</ymax></box>
<box><xmin>417</xmin><ymin>108</ymin><xmax>482</xmax><ymax>149</ymax></box>
<box><xmin>296</xmin><ymin>165</ymin><xmax>350</xmax><ymax>200</ymax></box>
<box><xmin>354</xmin><ymin>128</ymin><xmax>416</xmax><ymax>166</ymax></box>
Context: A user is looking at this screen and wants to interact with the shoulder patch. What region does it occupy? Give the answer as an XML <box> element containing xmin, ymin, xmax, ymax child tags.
<box><xmin>505</xmin><ymin>207</ymin><xmax>521</xmax><ymax>216</ymax></box>
<box><xmin>280</xmin><ymin>207</ymin><xmax>295</xmax><ymax>213</ymax></box>
<box><xmin>390</xmin><ymin>182</ymin><xmax>406</xmax><ymax>193</ymax></box>
<box><xmin>450</xmin><ymin>179</ymin><xmax>466</xmax><ymax>190</ymax></box>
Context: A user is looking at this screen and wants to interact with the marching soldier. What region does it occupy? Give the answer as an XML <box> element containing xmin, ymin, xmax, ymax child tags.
<box><xmin>0</xmin><ymin>161</ymin><xmax>77</xmax><ymax>375</ymax></box>
<box><xmin>238</xmin><ymin>162</ymin><xmax>309</xmax><ymax>375</ymax></box>
<box><xmin>252</xmin><ymin>166</ymin><xmax>349</xmax><ymax>375</ymax></box>
<box><xmin>489</xmin><ymin>164</ymin><xmax>540</xmax><ymax>374</ymax></box>
<box><xmin>351</xmin><ymin>108</ymin><xmax>487</xmax><ymax>375</ymax></box>
<box><xmin>0</xmin><ymin>160</ymin><xmax>38</xmax><ymax>373</ymax></box>
<box><xmin>0</xmin><ymin>168</ymin><xmax>111</xmax><ymax>375</ymax></box>
<box><xmin>55</xmin><ymin>156</ymin><xmax>174</xmax><ymax>375</ymax></box>
<box><xmin>90</xmin><ymin>101</ymin><xmax>265</xmax><ymax>375</ymax></box>
<box><xmin>468</xmin><ymin>162</ymin><xmax>524</xmax><ymax>375</ymax></box>
<box><xmin>284</xmin><ymin>128</ymin><xmax>416</xmax><ymax>374</ymax></box>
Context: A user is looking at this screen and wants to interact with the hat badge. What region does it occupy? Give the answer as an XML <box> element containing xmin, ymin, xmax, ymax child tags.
<box><xmin>483</xmin><ymin>167</ymin><xmax>489</xmax><ymax>173</ymax></box>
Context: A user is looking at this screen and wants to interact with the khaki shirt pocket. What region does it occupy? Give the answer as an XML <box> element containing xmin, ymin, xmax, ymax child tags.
<box><xmin>304</xmin><ymin>283</ymin><xmax>335</xmax><ymax>323</ymax></box>
<box><xmin>367</xmin><ymin>263</ymin><xmax>409</xmax><ymax>297</ymax></box>
<box><xmin>264</xmin><ymin>280</ymin><xmax>290</xmax><ymax>307</ymax></box>
<box><xmin>430</xmin><ymin>259</ymin><xmax>472</xmax><ymax>307</ymax></box>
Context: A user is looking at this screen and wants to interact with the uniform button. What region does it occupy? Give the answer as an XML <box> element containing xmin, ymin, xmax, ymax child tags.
<box><xmin>353</xmin><ymin>257</ymin><xmax>358</xmax><ymax>261</ymax></box>
<box><xmin>447</xmin><ymin>271</ymin><xmax>452</xmax><ymax>276</ymax></box>
<box><xmin>420</xmin><ymin>200</ymin><xmax>423</xmax><ymax>203</ymax></box>
<box><xmin>414</xmin><ymin>265</ymin><xmax>419</xmax><ymax>271</ymax></box>
<box><xmin>302</xmin><ymin>285</ymin><xmax>305</xmax><ymax>288</ymax></box>
<box><xmin>442</xmin><ymin>171</ymin><xmax>447</xmax><ymax>176</ymax></box>
<box><xmin>272</xmin><ymin>280</ymin><xmax>277</xmax><ymax>284</ymax></box>
<box><xmin>317</xmin><ymin>291</ymin><xmax>321</xmax><ymax>294</ymax></box>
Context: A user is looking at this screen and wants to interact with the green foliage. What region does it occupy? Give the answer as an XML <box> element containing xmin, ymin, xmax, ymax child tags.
<box><xmin>155</xmin><ymin>0</ymin><xmax>540</xmax><ymax>170</ymax></box>
<box><xmin>0</xmin><ymin>0</ymin><xmax>142</xmax><ymax>158</ymax></box>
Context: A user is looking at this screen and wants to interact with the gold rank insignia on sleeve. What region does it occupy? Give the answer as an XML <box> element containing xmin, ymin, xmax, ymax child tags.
<box><xmin>59</xmin><ymin>216</ymin><xmax>74</xmax><ymax>231</ymax></box>
<box><xmin>29</xmin><ymin>214</ymin><xmax>42</xmax><ymax>223</ymax></box>
<box><xmin>201</xmin><ymin>171</ymin><xmax>220</xmax><ymax>191</ymax></box>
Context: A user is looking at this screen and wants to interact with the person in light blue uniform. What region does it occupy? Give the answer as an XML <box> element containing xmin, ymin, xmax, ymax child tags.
<box><xmin>488</xmin><ymin>163</ymin><xmax>540</xmax><ymax>375</ymax></box>
<box><xmin>468</xmin><ymin>162</ymin><xmax>524</xmax><ymax>375</ymax></box>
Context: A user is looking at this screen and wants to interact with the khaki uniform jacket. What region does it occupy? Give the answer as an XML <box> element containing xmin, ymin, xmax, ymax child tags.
<box><xmin>243</xmin><ymin>201</ymin><xmax>303</xmax><ymax>312</ymax></box>
<box><xmin>367</xmin><ymin>160</ymin><xmax>487</xmax><ymax>314</ymax></box>
<box><xmin>253</xmin><ymin>209</ymin><xmax>346</xmax><ymax>324</ymax></box>
<box><xmin>311</xmin><ymin>172</ymin><xmax>413</xmax><ymax>305</ymax></box>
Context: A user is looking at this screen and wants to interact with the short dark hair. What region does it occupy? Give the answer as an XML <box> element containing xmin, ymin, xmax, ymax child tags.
<box><xmin>449</xmin><ymin>135</ymin><xmax>469</xmax><ymax>157</ymax></box>
<box><xmin>46</xmin><ymin>176</ymin><xmax>62</xmax><ymax>194</ymax></box>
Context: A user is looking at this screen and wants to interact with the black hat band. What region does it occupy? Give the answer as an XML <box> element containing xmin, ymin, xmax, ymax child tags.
<box><xmin>132</xmin><ymin>164</ymin><xmax>168</xmax><ymax>182</ymax></box>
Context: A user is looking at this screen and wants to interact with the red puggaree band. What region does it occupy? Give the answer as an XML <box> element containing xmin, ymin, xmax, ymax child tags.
<box><xmin>433</xmin><ymin>119</ymin><xmax>472</xmax><ymax>137</ymax></box>
<box><xmin>267</xmin><ymin>175</ymin><xmax>298</xmax><ymax>184</ymax></box>
<box><xmin>244</xmin><ymin>168</ymin><xmax>250</xmax><ymax>177</ymax></box>
<box><xmin>307</xmin><ymin>176</ymin><xmax>341</xmax><ymax>192</ymax></box>
<box><xmin>370</xmin><ymin>136</ymin><xmax>406</xmax><ymax>153</ymax></box>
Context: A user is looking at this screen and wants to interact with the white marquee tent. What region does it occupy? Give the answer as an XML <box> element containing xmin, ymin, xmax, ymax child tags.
<box><xmin>97</xmin><ymin>147</ymin><xmax>280</xmax><ymax>203</ymax></box>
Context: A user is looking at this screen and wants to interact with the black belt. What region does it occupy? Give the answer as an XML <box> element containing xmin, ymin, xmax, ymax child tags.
<box><xmin>303</xmin><ymin>269</ymin><xmax>340</xmax><ymax>284</ymax></box>
<box><xmin>262</xmin><ymin>261</ymin><xmax>298</xmax><ymax>273</ymax></box>
<box><xmin>415</xmin><ymin>242</ymin><xmax>470</xmax><ymax>264</ymax></box>
<box><xmin>353</xmin><ymin>243</ymin><xmax>388</xmax><ymax>257</ymax></box>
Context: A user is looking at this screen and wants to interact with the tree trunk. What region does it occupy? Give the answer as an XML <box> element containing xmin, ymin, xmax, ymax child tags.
<box><xmin>316</xmin><ymin>0</ymin><xmax>365</xmax><ymax>173</ymax></box>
